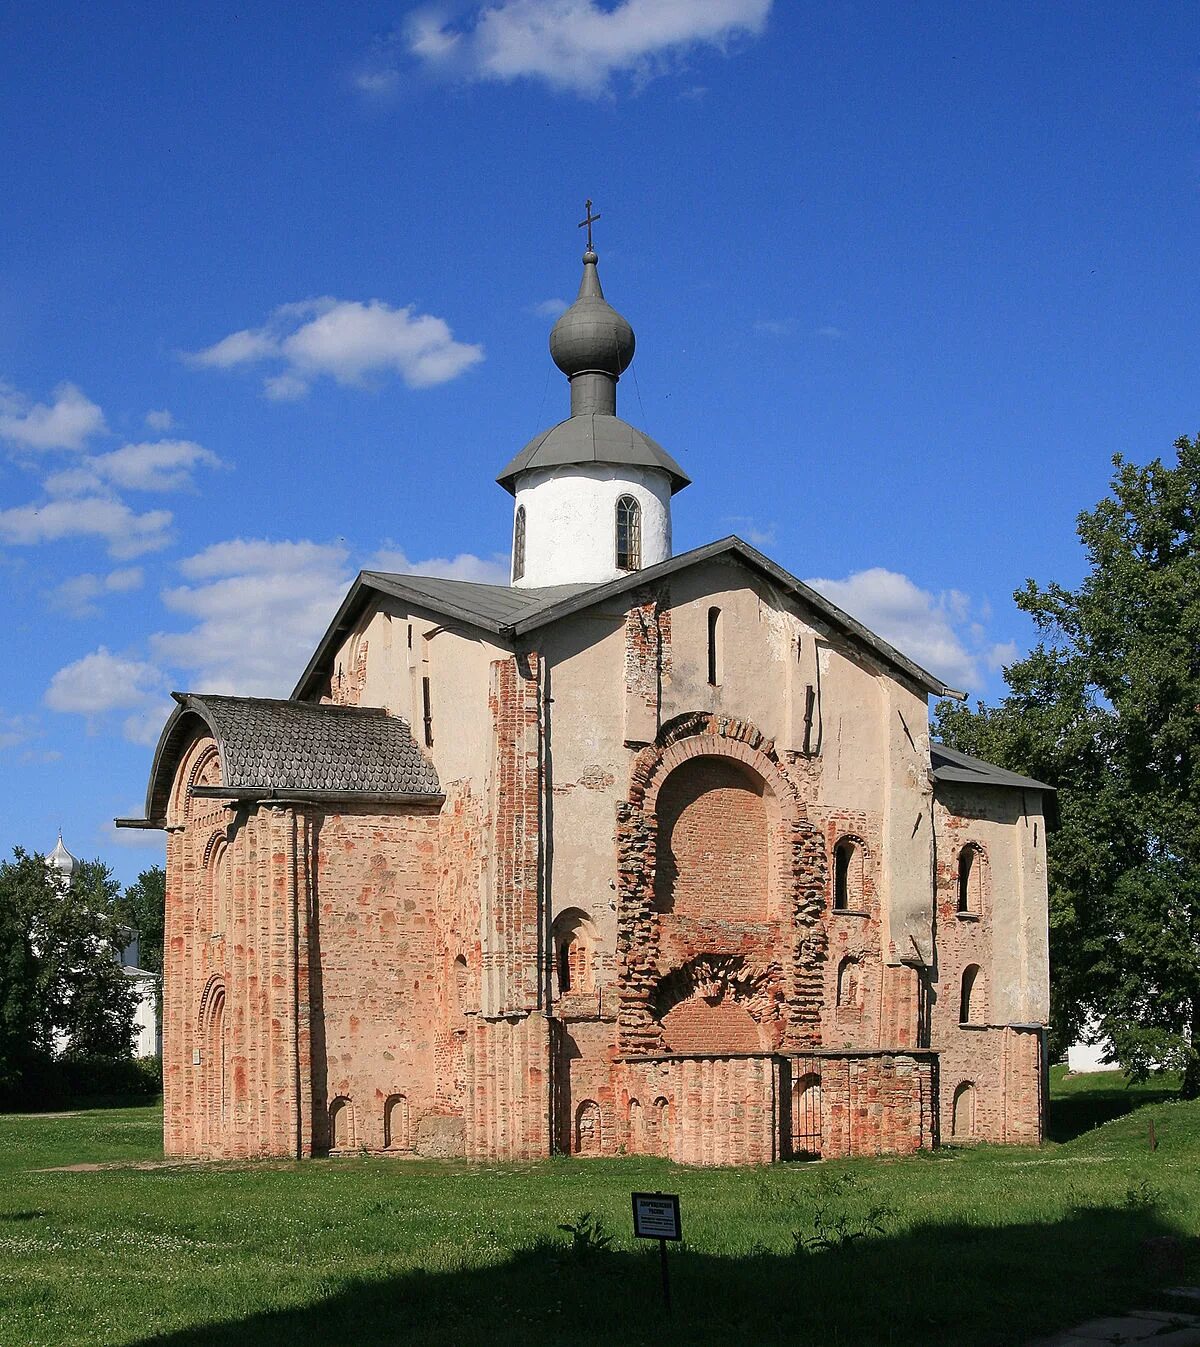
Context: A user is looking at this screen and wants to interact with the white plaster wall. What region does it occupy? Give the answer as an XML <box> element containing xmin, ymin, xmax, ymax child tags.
<box><xmin>128</xmin><ymin>972</ymin><xmax>160</xmax><ymax>1057</ymax></box>
<box><xmin>511</xmin><ymin>463</ymin><xmax>672</xmax><ymax>587</ymax></box>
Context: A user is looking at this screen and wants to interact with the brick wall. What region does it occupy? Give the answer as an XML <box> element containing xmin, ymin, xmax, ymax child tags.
<box><xmin>654</xmin><ymin>756</ymin><xmax>769</xmax><ymax>920</ymax></box>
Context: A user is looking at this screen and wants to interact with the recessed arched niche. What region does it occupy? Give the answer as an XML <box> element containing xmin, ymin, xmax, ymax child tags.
<box><xmin>653</xmin><ymin>755</ymin><xmax>771</xmax><ymax>922</ymax></box>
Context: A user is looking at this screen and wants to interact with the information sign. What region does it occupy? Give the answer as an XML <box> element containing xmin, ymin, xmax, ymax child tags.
<box><xmin>631</xmin><ymin>1191</ymin><xmax>682</xmax><ymax>1241</ymax></box>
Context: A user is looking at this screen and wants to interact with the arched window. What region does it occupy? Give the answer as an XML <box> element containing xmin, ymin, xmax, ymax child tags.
<box><xmin>836</xmin><ymin>956</ymin><xmax>861</xmax><ymax>1009</ymax></box>
<box><xmin>707</xmin><ymin>607</ymin><xmax>721</xmax><ymax>686</ymax></box>
<box><xmin>454</xmin><ymin>954</ymin><xmax>468</xmax><ymax>1014</ymax></box>
<box><xmin>951</xmin><ymin>1081</ymin><xmax>976</xmax><ymax>1139</ymax></box>
<box><xmin>960</xmin><ymin>964</ymin><xmax>981</xmax><ymax>1024</ymax></box>
<box><xmin>512</xmin><ymin>505</ymin><xmax>526</xmax><ymax>582</ymax></box>
<box><xmin>833</xmin><ymin>837</ymin><xmax>864</xmax><ymax>910</ymax></box>
<box><xmin>628</xmin><ymin>1098</ymin><xmax>642</xmax><ymax>1149</ymax></box>
<box><xmin>957</xmin><ymin>844</ymin><xmax>983</xmax><ymax>914</ymax></box>
<box><xmin>552</xmin><ymin>910</ymin><xmax>595</xmax><ymax>995</ymax></box>
<box><xmin>615</xmin><ymin>495</ymin><xmax>641</xmax><ymax>571</ymax></box>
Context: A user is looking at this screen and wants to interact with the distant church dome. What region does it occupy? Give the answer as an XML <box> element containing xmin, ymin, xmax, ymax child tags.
<box><xmin>497</xmin><ymin>208</ymin><xmax>690</xmax><ymax>589</ymax></box>
<box><xmin>46</xmin><ymin>833</ymin><xmax>78</xmax><ymax>888</ymax></box>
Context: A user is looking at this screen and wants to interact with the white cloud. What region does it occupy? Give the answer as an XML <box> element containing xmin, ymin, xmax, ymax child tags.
<box><xmin>532</xmin><ymin>298</ymin><xmax>569</xmax><ymax>319</ymax></box>
<box><xmin>0</xmin><ymin>382</ymin><xmax>106</xmax><ymax>451</ymax></box>
<box><xmin>152</xmin><ymin>539</ymin><xmax>354</xmax><ymax>697</ymax></box>
<box><xmin>806</xmin><ymin>567</ymin><xmax>986</xmax><ymax>692</ymax></box>
<box><xmin>987</xmin><ymin>640</ymin><xmax>1019</xmax><ymax>672</ymax></box>
<box><xmin>404</xmin><ymin>0</ymin><xmax>772</xmax><ymax>95</ymax></box>
<box><xmin>0</xmin><ymin>711</ymin><xmax>37</xmax><ymax>752</ymax></box>
<box><xmin>45</xmin><ymin>647</ymin><xmax>164</xmax><ymax>715</ymax></box>
<box><xmin>0</xmin><ymin>496</ymin><xmax>172</xmax><ymax>558</ymax></box>
<box><xmin>370</xmin><ymin>545</ymin><xmax>511</xmax><ymax>585</ymax></box>
<box><xmin>721</xmin><ymin>516</ymin><xmax>776</xmax><ymax>548</ymax></box>
<box><xmin>753</xmin><ymin>319</ymin><xmax>792</xmax><ymax>336</ymax></box>
<box><xmin>44</xmin><ymin>440</ymin><xmax>223</xmax><ymax>496</ymax></box>
<box><xmin>50</xmin><ymin>567</ymin><xmax>145</xmax><ymax>619</ymax></box>
<box><xmin>188</xmin><ymin>297</ymin><xmax>484</xmax><ymax>398</ymax></box>
<box><xmin>145</xmin><ymin>409</ymin><xmax>175</xmax><ymax>431</ymax></box>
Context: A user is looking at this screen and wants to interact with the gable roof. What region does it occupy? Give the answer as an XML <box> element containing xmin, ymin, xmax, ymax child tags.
<box><xmin>122</xmin><ymin>693</ymin><xmax>442</xmax><ymax>828</ymax></box>
<box><xmin>293</xmin><ymin>537</ymin><xmax>965</xmax><ymax>702</ymax></box>
<box><xmin>930</xmin><ymin>742</ymin><xmax>1052</xmax><ymax>793</ymax></box>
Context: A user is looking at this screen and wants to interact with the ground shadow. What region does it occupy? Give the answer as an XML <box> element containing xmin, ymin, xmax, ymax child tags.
<box><xmin>126</xmin><ymin>1205</ymin><xmax>1192</xmax><ymax>1347</ymax></box>
<box><xmin>1048</xmin><ymin>1081</ymin><xmax>1181</xmax><ymax>1143</ymax></box>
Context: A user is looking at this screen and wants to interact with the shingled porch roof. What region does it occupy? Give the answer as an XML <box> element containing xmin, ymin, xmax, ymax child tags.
<box><xmin>119</xmin><ymin>693</ymin><xmax>442</xmax><ymax>829</ymax></box>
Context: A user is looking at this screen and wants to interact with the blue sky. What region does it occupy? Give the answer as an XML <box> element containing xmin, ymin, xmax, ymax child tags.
<box><xmin>1</xmin><ymin>1</ymin><xmax>1196</xmax><ymax>885</ymax></box>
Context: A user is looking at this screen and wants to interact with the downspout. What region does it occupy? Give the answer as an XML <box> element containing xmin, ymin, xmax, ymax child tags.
<box><xmin>285</xmin><ymin>805</ymin><xmax>302</xmax><ymax>1158</ymax></box>
<box><xmin>535</xmin><ymin>645</ymin><xmax>557</xmax><ymax>1155</ymax></box>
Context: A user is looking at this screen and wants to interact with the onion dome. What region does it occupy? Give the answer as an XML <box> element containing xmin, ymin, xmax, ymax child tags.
<box><xmin>46</xmin><ymin>832</ymin><xmax>78</xmax><ymax>887</ymax></box>
<box><xmin>549</xmin><ymin>249</ymin><xmax>636</xmax><ymax>379</ymax></box>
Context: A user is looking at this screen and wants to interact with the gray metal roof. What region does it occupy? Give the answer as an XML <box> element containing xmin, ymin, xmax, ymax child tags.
<box><xmin>496</xmin><ymin>414</ymin><xmax>691</xmax><ymax>495</ymax></box>
<box><xmin>931</xmin><ymin>742</ymin><xmax>1052</xmax><ymax>793</ymax></box>
<box><xmin>362</xmin><ymin>571</ymin><xmax>593</xmax><ymax>629</ymax></box>
<box><xmin>131</xmin><ymin>693</ymin><xmax>441</xmax><ymax>825</ymax></box>
<box><xmin>292</xmin><ymin>537</ymin><xmax>964</xmax><ymax>702</ymax></box>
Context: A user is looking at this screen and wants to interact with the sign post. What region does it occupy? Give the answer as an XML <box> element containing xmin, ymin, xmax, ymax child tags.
<box><xmin>631</xmin><ymin>1191</ymin><xmax>682</xmax><ymax>1314</ymax></box>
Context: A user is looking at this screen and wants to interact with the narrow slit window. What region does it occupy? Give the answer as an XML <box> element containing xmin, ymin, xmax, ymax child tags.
<box><xmin>960</xmin><ymin>965</ymin><xmax>980</xmax><ymax>1024</ymax></box>
<box><xmin>957</xmin><ymin>845</ymin><xmax>983</xmax><ymax>914</ymax></box>
<box><xmin>422</xmin><ymin>676</ymin><xmax>433</xmax><ymax>748</ymax></box>
<box><xmin>615</xmin><ymin>495</ymin><xmax>641</xmax><ymax>571</ymax></box>
<box><xmin>833</xmin><ymin>838</ymin><xmax>862</xmax><ymax>910</ymax></box>
<box><xmin>707</xmin><ymin>607</ymin><xmax>721</xmax><ymax>686</ymax></box>
<box><xmin>512</xmin><ymin>505</ymin><xmax>526</xmax><ymax>582</ymax></box>
<box><xmin>557</xmin><ymin>941</ymin><xmax>571</xmax><ymax>994</ymax></box>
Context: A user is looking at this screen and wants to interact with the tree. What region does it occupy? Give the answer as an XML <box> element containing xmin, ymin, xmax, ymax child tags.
<box><xmin>0</xmin><ymin>848</ymin><xmax>138</xmax><ymax>1092</ymax></box>
<box><xmin>116</xmin><ymin>866</ymin><xmax>165</xmax><ymax>976</ymax></box>
<box><xmin>936</xmin><ymin>435</ymin><xmax>1200</xmax><ymax>1091</ymax></box>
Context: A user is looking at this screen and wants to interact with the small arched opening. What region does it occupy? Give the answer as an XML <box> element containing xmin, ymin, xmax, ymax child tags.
<box><xmin>959</xmin><ymin>964</ymin><xmax>982</xmax><ymax>1025</ymax></box>
<box><xmin>836</xmin><ymin>955</ymin><xmax>861</xmax><ymax>1010</ymax></box>
<box><xmin>832</xmin><ymin>836</ymin><xmax>865</xmax><ymax>911</ymax></box>
<box><xmin>951</xmin><ymin>1081</ymin><xmax>976</xmax><ymax>1140</ymax></box>
<box><xmin>789</xmin><ymin>1072</ymin><xmax>823</xmax><ymax>1158</ymax></box>
<box><xmin>957</xmin><ymin>844</ymin><xmax>984</xmax><ymax>914</ymax></box>
<box><xmin>575</xmin><ymin>1099</ymin><xmax>602</xmax><ymax>1156</ymax></box>
<box><xmin>384</xmin><ymin>1094</ymin><xmax>410</xmax><ymax>1151</ymax></box>
<box><xmin>329</xmin><ymin>1096</ymin><xmax>356</xmax><ymax>1152</ymax></box>
<box><xmin>552</xmin><ymin>909</ymin><xmax>596</xmax><ymax>996</ymax></box>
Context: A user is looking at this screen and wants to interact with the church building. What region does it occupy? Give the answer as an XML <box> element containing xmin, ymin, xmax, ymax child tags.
<box><xmin>120</xmin><ymin>230</ymin><xmax>1050</xmax><ymax>1163</ymax></box>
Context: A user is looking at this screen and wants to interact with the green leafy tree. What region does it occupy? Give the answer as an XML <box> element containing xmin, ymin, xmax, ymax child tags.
<box><xmin>0</xmin><ymin>849</ymin><xmax>138</xmax><ymax>1086</ymax></box>
<box><xmin>936</xmin><ymin>436</ymin><xmax>1200</xmax><ymax>1091</ymax></box>
<box><xmin>115</xmin><ymin>866</ymin><xmax>165</xmax><ymax>976</ymax></box>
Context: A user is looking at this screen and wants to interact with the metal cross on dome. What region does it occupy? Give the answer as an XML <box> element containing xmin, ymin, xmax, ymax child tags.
<box><xmin>578</xmin><ymin>199</ymin><xmax>601</xmax><ymax>249</ymax></box>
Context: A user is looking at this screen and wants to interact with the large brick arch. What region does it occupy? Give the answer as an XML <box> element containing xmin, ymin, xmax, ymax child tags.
<box><xmin>616</xmin><ymin>712</ymin><xmax>827</xmax><ymax>1057</ymax></box>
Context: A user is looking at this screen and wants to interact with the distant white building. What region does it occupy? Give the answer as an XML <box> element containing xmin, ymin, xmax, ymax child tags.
<box><xmin>1066</xmin><ymin>1015</ymin><xmax>1120</xmax><ymax>1074</ymax></box>
<box><xmin>45</xmin><ymin>834</ymin><xmax>160</xmax><ymax>1059</ymax></box>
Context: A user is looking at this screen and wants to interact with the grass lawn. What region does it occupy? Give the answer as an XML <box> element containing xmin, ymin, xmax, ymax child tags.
<box><xmin>0</xmin><ymin>1069</ymin><xmax>1196</xmax><ymax>1347</ymax></box>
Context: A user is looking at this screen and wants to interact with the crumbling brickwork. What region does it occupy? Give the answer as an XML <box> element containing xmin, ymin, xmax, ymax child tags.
<box><xmin>156</xmin><ymin>573</ymin><xmax>1046</xmax><ymax>1167</ymax></box>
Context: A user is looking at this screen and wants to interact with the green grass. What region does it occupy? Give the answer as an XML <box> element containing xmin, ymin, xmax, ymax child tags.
<box><xmin>0</xmin><ymin>1072</ymin><xmax>1195</xmax><ymax>1347</ymax></box>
